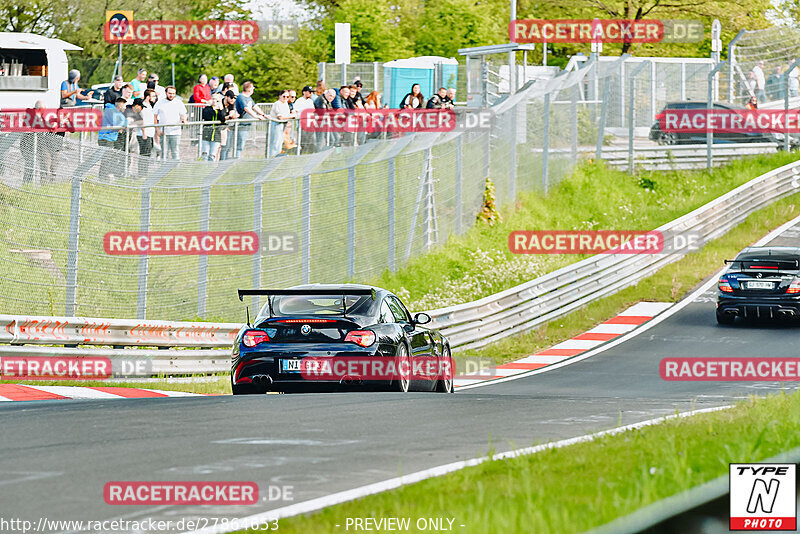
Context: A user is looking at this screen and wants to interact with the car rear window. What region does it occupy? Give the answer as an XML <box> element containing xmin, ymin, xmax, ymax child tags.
<box><xmin>271</xmin><ymin>295</ymin><xmax>372</xmax><ymax>316</ymax></box>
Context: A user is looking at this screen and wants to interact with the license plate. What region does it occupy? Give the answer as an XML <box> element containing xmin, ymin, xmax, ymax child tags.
<box><xmin>746</xmin><ymin>281</ymin><xmax>773</xmax><ymax>290</ymax></box>
<box><xmin>280</xmin><ymin>359</ymin><xmax>301</xmax><ymax>372</ymax></box>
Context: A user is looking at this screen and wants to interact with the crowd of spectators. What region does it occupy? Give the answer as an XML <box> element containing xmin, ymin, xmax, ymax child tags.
<box><xmin>16</xmin><ymin>68</ymin><xmax>460</xmax><ymax>184</ymax></box>
<box><xmin>746</xmin><ymin>60</ymin><xmax>800</xmax><ymax>104</ymax></box>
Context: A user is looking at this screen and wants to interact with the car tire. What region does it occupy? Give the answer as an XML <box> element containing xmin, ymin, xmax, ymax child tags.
<box><xmin>435</xmin><ymin>346</ymin><xmax>454</xmax><ymax>393</ymax></box>
<box><xmin>392</xmin><ymin>342</ymin><xmax>411</xmax><ymax>393</ymax></box>
<box><xmin>716</xmin><ymin>310</ymin><xmax>736</xmax><ymax>325</ymax></box>
<box><xmin>662</xmin><ymin>132</ymin><xmax>678</xmax><ymax>146</ymax></box>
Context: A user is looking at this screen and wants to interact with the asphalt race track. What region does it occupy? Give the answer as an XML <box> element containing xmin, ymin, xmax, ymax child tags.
<box><xmin>2</xmin><ymin>224</ymin><xmax>800</xmax><ymax>533</ymax></box>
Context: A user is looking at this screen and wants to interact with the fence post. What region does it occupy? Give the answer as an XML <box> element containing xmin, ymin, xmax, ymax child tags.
<box><xmin>570</xmin><ymin>84</ymin><xmax>578</xmax><ymax>165</ymax></box>
<box><xmin>680</xmin><ymin>62</ymin><xmax>686</xmax><ymax>101</ymax></box>
<box><xmin>296</xmin><ymin>122</ymin><xmax>302</xmax><ymax>155</ymax></box>
<box><xmin>542</xmin><ymin>93</ymin><xmax>550</xmax><ymax>192</ymax></box>
<box><xmin>455</xmin><ymin>134</ymin><xmax>463</xmax><ymax>234</ymax></box>
<box><xmin>596</xmin><ymin>75</ymin><xmax>610</xmax><ymax>160</ymax></box>
<box><xmin>123</xmin><ymin>127</ymin><xmax>129</xmax><ymax>176</ymax></box>
<box><xmin>342</xmin><ymin>63</ymin><xmax>348</xmax><ymax>86</ymax></box>
<box><xmin>727</xmin><ymin>30</ymin><xmax>746</xmax><ymax>103</ymax></box>
<box><xmin>265</xmin><ymin>120</ymin><xmax>271</xmax><ymax>158</ymax></box>
<box><xmin>628</xmin><ymin>61</ymin><xmax>650</xmax><ymax>173</ymax></box>
<box><xmin>302</xmin><ymin>174</ymin><xmax>311</xmax><ymax>284</ymax></box>
<box><xmin>707</xmin><ymin>61</ymin><xmax>727</xmax><ymax>168</ymax></box>
<box><xmin>252</xmin><ymin>182</ymin><xmax>262</xmax><ymax>311</ymax></box>
<box><xmin>197</xmin><ymin>185</ymin><xmax>211</xmax><ymax>317</ymax></box>
<box><xmin>233</xmin><ymin>122</ymin><xmax>239</xmax><ymax>158</ymax></box>
<box><xmin>387</xmin><ymin>157</ymin><xmax>395</xmax><ymax>271</ymax></box>
<box><xmin>65</xmin><ymin>174</ymin><xmax>81</xmax><ymax>316</ymax></box>
<box><xmin>78</xmin><ymin>131</ymin><xmax>84</xmax><ymax>164</ymax></box>
<box><xmin>509</xmin><ymin>110</ymin><xmax>517</xmax><ymax>200</ymax></box>
<box><xmin>374</xmin><ymin>62</ymin><xmax>380</xmax><ymax>93</ymax></box>
<box><xmin>785</xmin><ymin>59</ymin><xmax>800</xmax><ymax>152</ymax></box>
<box><xmin>137</xmin><ymin>187</ymin><xmax>151</xmax><ymax>319</ymax></box>
<box><xmin>347</xmin><ymin>165</ymin><xmax>356</xmax><ymax>279</ymax></box>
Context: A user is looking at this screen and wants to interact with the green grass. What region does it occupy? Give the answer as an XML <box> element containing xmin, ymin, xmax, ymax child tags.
<box><xmin>376</xmin><ymin>152</ymin><xmax>800</xmax><ymax>310</ymax></box>
<box><xmin>242</xmin><ymin>391</ymin><xmax>800</xmax><ymax>534</ymax></box>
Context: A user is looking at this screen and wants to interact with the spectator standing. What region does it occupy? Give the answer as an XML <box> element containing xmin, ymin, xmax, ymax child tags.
<box><xmin>148</xmin><ymin>73</ymin><xmax>166</xmax><ymax>100</ymax></box>
<box><xmin>314</xmin><ymin>88</ymin><xmax>336</xmax><ymax>149</ymax></box>
<box><xmin>315</xmin><ymin>80</ymin><xmax>326</xmax><ymax>97</ymax></box>
<box><xmin>766</xmin><ymin>66</ymin><xmax>784</xmax><ymax>101</ymax></box>
<box><xmin>789</xmin><ymin>62</ymin><xmax>800</xmax><ymax>98</ymax></box>
<box><xmin>193</xmin><ymin>74</ymin><xmax>212</xmax><ymax>106</ymax></box>
<box><xmin>223</xmin><ymin>74</ymin><xmax>240</xmax><ymax>95</ymax></box>
<box><xmin>97</xmin><ymin>98</ymin><xmax>128</xmax><ymax>180</ymax></box>
<box><xmin>201</xmin><ymin>94</ymin><xmax>226</xmax><ymax>161</ymax></box>
<box><xmin>365</xmin><ymin>91</ymin><xmax>382</xmax><ymax>109</ymax></box>
<box><xmin>351</xmin><ymin>80</ymin><xmax>366</xmax><ymax>108</ymax></box>
<box><xmin>135</xmin><ymin>92</ymin><xmax>155</xmax><ymax>174</ymax></box>
<box><xmin>153</xmin><ymin>86</ymin><xmax>188</xmax><ymax>160</ymax></box>
<box><xmin>752</xmin><ymin>61</ymin><xmax>766</xmax><ymax>103</ymax></box>
<box><xmin>60</xmin><ymin>69</ymin><xmax>93</xmax><ymax>107</ymax></box>
<box><xmin>746</xmin><ymin>96</ymin><xmax>758</xmax><ymax>110</ymax></box>
<box><xmin>234</xmin><ymin>81</ymin><xmax>268</xmax><ymax>158</ymax></box>
<box><xmin>209</xmin><ymin>76</ymin><xmax>221</xmax><ymax>94</ymax></box>
<box><xmin>400</xmin><ymin>84</ymin><xmax>424</xmax><ymax>109</ymax></box>
<box><xmin>130</xmin><ymin>68</ymin><xmax>147</xmax><ymax>98</ymax></box>
<box><xmin>104</xmin><ymin>75</ymin><xmax>124</xmax><ymax>106</ymax></box>
<box><xmin>294</xmin><ymin>86</ymin><xmax>316</xmax><ymax>153</ymax></box>
<box><xmin>426</xmin><ymin>87</ymin><xmax>447</xmax><ymax>109</ymax></box>
<box><xmin>268</xmin><ymin>90</ymin><xmax>296</xmax><ymax>157</ymax></box>
<box><xmin>218</xmin><ymin>90</ymin><xmax>240</xmax><ymax>161</ymax></box>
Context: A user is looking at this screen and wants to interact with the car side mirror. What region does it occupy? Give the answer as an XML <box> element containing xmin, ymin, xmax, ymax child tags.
<box><xmin>414</xmin><ymin>312</ymin><xmax>431</xmax><ymax>325</ymax></box>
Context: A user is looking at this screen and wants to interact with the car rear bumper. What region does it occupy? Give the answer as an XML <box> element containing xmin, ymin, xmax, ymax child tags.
<box><xmin>717</xmin><ymin>295</ymin><xmax>800</xmax><ymax>319</ymax></box>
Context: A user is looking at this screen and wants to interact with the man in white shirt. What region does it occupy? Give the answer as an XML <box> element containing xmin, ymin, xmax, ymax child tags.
<box><xmin>223</xmin><ymin>74</ymin><xmax>240</xmax><ymax>95</ymax></box>
<box><xmin>752</xmin><ymin>61</ymin><xmax>766</xmax><ymax>103</ymax></box>
<box><xmin>153</xmin><ymin>86</ymin><xmax>187</xmax><ymax>160</ymax></box>
<box><xmin>148</xmin><ymin>73</ymin><xmax>167</xmax><ymax>100</ymax></box>
<box><xmin>268</xmin><ymin>90</ymin><xmax>296</xmax><ymax>157</ymax></box>
<box><xmin>292</xmin><ymin>86</ymin><xmax>316</xmax><ymax>152</ymax></box>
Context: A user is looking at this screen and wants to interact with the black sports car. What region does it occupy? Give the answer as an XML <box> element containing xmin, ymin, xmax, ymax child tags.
<box><xmin>231</xmin><ymin>284</ymin><xmax>454</xmax><ymax>394</ymax></box>
<box><xmin>716</xmin><ymin>247</ymin><xmax>800</xmax><ymax>324</ymax></box>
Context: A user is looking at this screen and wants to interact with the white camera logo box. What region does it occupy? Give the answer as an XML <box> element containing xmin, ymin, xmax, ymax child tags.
<box><xmin>730</xmin><ymin>463</ymin><xmax>796</xmax><ymax>531</ymax></box>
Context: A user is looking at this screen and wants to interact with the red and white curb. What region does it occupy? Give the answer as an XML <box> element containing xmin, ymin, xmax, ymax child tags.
<box><xmin>0</xmin><ymin>384</ymin><xmax>204</xmax><ymax>402</ymax></box>
<box><xmin>453</xmin><ymin>301</ymin><xmax>673</xmax><ymax>388</ymax></box>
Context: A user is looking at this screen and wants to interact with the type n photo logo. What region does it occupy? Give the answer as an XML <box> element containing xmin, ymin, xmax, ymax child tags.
<box><xmin>730</xmin><ymin>463</ymin><xmax>797</xmax><ymax>531</ymax></box>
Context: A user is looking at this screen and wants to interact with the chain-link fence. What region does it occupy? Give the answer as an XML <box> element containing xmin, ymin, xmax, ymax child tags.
<box><xmin>0</xmin><ymin>54</ymin><xmax>780</xmax><ymax>322</ymax></box>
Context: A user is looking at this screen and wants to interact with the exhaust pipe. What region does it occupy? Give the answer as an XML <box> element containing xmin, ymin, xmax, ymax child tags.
<box><xmin>340</xmin><ymin>375</ymin><xmax>363</xmax><ymax>386</ymax></box>
<box><xmin>778</xmin><ymin>308</ymin><xmax>796</xmax><ymax>317</ymax></box>
<box><xmin>251</xmin><ymin>374</ymin><xmax>273</xmax><ymax>385</ymax></box>
<box><xmin>724</xmin><ymin>309</ymin><xmax>740</xmax><ymax>316</ymax></box>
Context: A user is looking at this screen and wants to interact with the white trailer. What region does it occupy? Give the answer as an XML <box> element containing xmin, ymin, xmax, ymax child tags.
<box><xmin>0</xmin><ymin>32</ymin><xmax>82</xmax><ymax>109</ymax></box>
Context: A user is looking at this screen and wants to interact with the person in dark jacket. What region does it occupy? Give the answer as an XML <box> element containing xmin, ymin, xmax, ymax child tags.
<box><xmin>400</xmin><ymin>84</ymin><xmax>424</xmax><ymax>109</ymax></box>
<box><xmin>426</xmin><ymin>87</ymin><xmax>447</xmax><ymax>109</ymax></box>
<box><xmin>201</xmin><ymin>94</ymin><xmax>226</xmax><ymax>161</ymax></box>
<box><xmin>103</xmin><ymin>75</ymin><xmax>125</xmax><ymax>106</ymax></box>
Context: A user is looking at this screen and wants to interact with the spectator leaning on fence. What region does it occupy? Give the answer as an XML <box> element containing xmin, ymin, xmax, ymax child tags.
<box><xmin>314</xmin><ymin>88</ymin><xmax>336</xmax><ymax>149</ymax></box>
<box><xmin>209</xmin><ymin>76</ymin><xmax>221</xmax><ymax>94</ymax></box>
<box><xmin>104</xmin><ymin>75</ymin><xmax>124</xmax><ymax>106</ymax></box>
<box><xmin>234</xmin><ymin>81</ymin><xmax>267</xmax><ymax>159</ymax></box>
<box><xmin>130</xmin><ymin>68</ymin><xmax>147</xmax><ymax>98</ymax></box>
<box><xmin>365</xmin><ymin>91</ymin><xmax>382</xmax><ymax>109</ymax></box>
<box><xmin>60</xmin><ymin>69</ymin><xmax>93</xmax><ymax>107</ymax></box>
<box><xmin>193</xmin><ymin>74</ymin><xmax>212</xmax><ymax>105</ymax></box>
<box><xmin>445</xmin><ymin>88</ymin><xmax>456</xmax><ymax>108</ymax></box>
<box><xmin>223</xmin><ymin>74</ymin><xmax>239</xmax><ymax>95</ymax></box>
<box><xmin>352</xmin><ymin>79</ymin><xmax>366</xmax><ymax>108</ymax></box>
<box><xmin>315</xmin><ymin>80</ymin><xmax>326</xmax><ymax>97</ymax></box>
<box><xmin>294</xmin><ymin>86</ymin><xmax>315</xmax><ymax>115</ymax></box>
<box><xmin>400</xmin><ymin>84</ymin><xmax>424</xmax><ymax>109</ymax></box>
<box><xmin>153</xmin><ymin>86</ymin><xmax>187</xmax><ymax>160</ymax></box>
<box><xmin>426</xmin><ymin>87</ymin><xmax>447</xmax><ymax>109</ymax></box>
<box><xmin>218</xmin><ymin>90</ymin><xmax>240</xmax><ymax>161</ymax></box>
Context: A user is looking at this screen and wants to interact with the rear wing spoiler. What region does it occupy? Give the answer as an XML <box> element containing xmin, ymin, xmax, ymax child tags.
<box><xmin>724</xmin><ymin>259</ymin><xmax>800</xmax><ymax>268</ymax></box>
<box><xmin>237</xmin><ymin>288</ymin><xmax>376</xmax><ymax>301</ymax></box>
<box><xmin>238</xmin><ymin>288</ymin><xmax>376</xmax><ymax>318</ymax></box>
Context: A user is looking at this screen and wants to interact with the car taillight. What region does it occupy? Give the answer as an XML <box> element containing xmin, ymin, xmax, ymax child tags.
<box><xmin>787</xmin><ymin>279</ymin><xmax>800</xmax><ymax>294</ymax></box>
<box><xmin>242</xmin><ymin>330</ymin><xmax>270</xmax><ymax>347</ymax></box>
<box><xmin>345</xmin><ymin>330</ymin><xmax>376</xmax><ymax>347</ymax></box>
<box><xmin>718</xmin><ymin>276</ymin><xmax>733</xmax><ymax>293</ymax></box>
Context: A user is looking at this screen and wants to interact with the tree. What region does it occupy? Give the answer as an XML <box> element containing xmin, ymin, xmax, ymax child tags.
<box><xmin>415</xmin><ymin>0</ymin><xmax>507</xmax><ymax>57</ymax></box>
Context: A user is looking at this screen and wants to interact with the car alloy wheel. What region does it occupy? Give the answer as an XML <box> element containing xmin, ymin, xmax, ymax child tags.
<box><xmin>394</xmin><ymin>342</ymin><xmax>411</xmax><ymax>393</ymax></box>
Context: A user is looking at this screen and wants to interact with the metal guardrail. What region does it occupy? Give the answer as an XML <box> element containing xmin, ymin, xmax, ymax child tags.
<box><xmin>1</xmin><ymin>160</ymin><xmax>799</xmax><ymax>371</ymax></box>
<box><xmin>601</xmin><ymin>142</ymin><xmax>781</xmax><ymax>171</ymax></box>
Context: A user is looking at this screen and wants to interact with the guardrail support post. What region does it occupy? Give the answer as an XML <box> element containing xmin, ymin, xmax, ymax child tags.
<box><xmin>302</xmin><ymin>174</ymin><xmax>311</xmax><ymax>284</ymax></box>
<box><xmin>455</xmin><ymin>135</ymin><xmax>463</xmax><ymax>234</ymax></box>
<box><xmin>707</xmin><ymin>60</ymin><xmax>727</xmax><ymax>168</ymax></box>
<box><xmin>542</xmin><ymin>93</ymin><xmax>550</xmax><ymax>192</ymax></box>
<box><xmin>388</xmin><ymin>157</ymin><xmax>396</xmax><ymax>271</ymax></box>
<box><xmin>64</xmin><ymin>174</ymin><xmax>81</xmax><ymax>316</ymax></box>
<box><xmin>346</xmin><ymin>165</ymin><xmax>356</xmax><ymax>279</ymax></box>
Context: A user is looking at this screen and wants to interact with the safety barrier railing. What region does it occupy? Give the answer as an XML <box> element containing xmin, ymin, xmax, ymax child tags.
<box><xmin>2</xmin><ymin>160</ymin><xmax>799</xmax><ymax>372</ymax></box>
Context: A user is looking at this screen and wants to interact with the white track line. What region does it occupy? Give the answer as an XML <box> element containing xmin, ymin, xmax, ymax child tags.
<box><xmin>183</xmin><ymin>406</ymin><xmax>731</xmax><ymax>534</ymax></box>
<box><xmin>457</xmin><ymin>212</ymin><xmax>800</xmax><ymax>391</ymax></box>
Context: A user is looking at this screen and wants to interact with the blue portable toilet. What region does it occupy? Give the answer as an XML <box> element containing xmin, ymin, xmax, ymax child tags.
<box><xmin>383</xmin><ymin>56</ymin><xmax>459</xmax><ymax>108</ymax></box>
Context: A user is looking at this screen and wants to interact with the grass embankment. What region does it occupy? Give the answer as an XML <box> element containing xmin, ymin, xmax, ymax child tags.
<box><xmin>243</xmin><ymin>392</ymin><xmax>800</xmax><ymax>534</ymax></box>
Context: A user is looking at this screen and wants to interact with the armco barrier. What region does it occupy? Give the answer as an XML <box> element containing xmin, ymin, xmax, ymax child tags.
<box><xmin>601</xmin><ymin>142</ymin><xmax>781</xmax><ymax>171</ymax></box>
<box><xmin>1</xmin><ymin>159</ymin><xmax>799</xmax><ymax>372</ymax></box>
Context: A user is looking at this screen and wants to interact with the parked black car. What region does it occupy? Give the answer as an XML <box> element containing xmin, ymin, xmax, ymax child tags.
<box><xmin>231</xmin><ymin>284</ymin><xmax>454</xmax><ymax>394</ymax></box>
<box><xmin>716</xmin><ymin>247</ymin><xmax>800</xmax><ymax>324</ymax></box>
<box><xmin>649</xmin><ymin>101</ymin><xmax>798</xmax><ymax>148</ymax></box>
